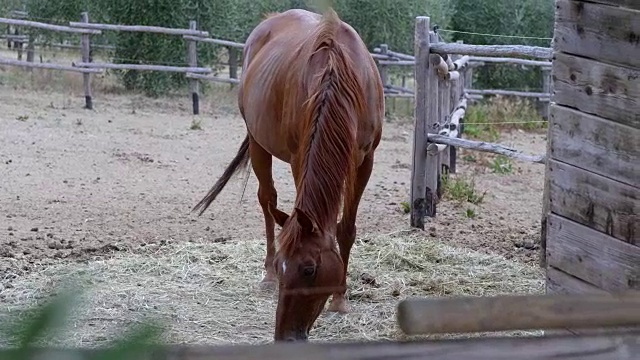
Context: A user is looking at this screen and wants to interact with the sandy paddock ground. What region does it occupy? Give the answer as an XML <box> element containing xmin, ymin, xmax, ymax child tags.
<box><xmin>0</xmin><ymin>65</ymin><xmax>547</xmax><ymax>346</ymax></box>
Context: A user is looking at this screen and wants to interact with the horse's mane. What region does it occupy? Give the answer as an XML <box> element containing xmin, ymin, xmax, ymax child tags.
<box><xmin>279</xmin><ymin>8</ymin><xmax>366</xmax><ymax>256</ymax></box>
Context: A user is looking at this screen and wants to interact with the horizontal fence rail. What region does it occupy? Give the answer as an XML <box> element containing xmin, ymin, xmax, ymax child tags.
<box><xmin>430</xmin><ymin>42</ymin><xmax>553</xmax><ymax>60</ymax></box>
<box><xmin>72</xmin><ymin>62</ymin><xmax>212</xmax><ymax>73</ymax></box>
<box><xmin>398</xmin><ymin>292</ymin><xmax>640</xmax><ymax>335</ymax></box>
<box><xmin>68</xmin><ymin>22</ymin><xmax>209</xmax><ymax>37</ymax></box>
<box><xmin>0</xmin><ymin>17</ymin><xmax>101</xmax><ymax>34</ymax></box>
<box><xmin>2</xmin><ymin>332</ymin><xmax>640</xmax><ymax>360</ymax></box>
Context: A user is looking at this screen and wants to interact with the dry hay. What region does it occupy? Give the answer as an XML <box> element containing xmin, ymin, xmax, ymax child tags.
<box><xmin>0</xmin><ymin>230</ymin><xmax>544</xmax><ymax>347</ymax></box>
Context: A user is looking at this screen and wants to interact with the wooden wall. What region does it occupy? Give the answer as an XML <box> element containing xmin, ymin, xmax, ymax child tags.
<box><xmin>541</xmin><ymin>0</ymin><xmax>640</xmax><ymax>334</ymax></box>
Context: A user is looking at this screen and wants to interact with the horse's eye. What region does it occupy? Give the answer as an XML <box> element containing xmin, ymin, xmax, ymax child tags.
<box><xmin>302</xmin><ymin>265</ymin><xmax>316</xmax><ymax>277</ymax></box>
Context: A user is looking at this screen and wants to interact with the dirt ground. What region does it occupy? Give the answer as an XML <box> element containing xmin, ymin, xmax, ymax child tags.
<box><xmin>0</xmin><ymin>69</ymin><xmax>545</xmax><ymax>346</ymax></box>
<box><xmin>0</xmin><ymin>74</ymin><xmax>547</xmax><ymax>345</ymax></box>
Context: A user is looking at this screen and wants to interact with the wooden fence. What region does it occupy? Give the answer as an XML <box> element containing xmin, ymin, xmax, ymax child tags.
<box><xmin>372</xmin><ymin>42</ymin><xmax>553</xmax><ymax>117</ymax></box>
<box><xmin>539</xmin><ymin>0</ymin><xmax>640</xmax><ymax>331</ymax></box>
<box><xmin>2</xmin><ymin>11</ymin><xmax>553</xmax><ymax>119</ymax></box>
<box><xmin>408</xmin><ymin>16</ymin><xmax>553</xmax><ymax>229</ymax></box>
<box><xmin>2</xmin><ymin>291</ymin><xmax>639</xmax><ymax>359</ymax></box>
<box><xmin>0</xmin><ymin>12</ymin><xmax>241</xmax><ymax>114</ymax></box>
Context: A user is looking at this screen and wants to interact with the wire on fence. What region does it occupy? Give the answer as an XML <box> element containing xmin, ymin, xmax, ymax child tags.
<box><xmin>436</xmin><ymin>29</ymin><xmax>552</xmax><ymax>41</ymax></box>
<box><xmin>461</xmin><ymin>120</ymin><xmax>548</xmax><ymax>125</ymax></box>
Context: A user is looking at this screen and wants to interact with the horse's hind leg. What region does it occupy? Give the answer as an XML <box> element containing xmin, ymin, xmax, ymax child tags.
<box><xmin>249</xmin><ymin>135</ymin><xmax>278</xmax><ymax>289</ymax></box>
<box><xmin>327</xmin><ymin>152</ymin><xmax>375</xmax><ymax>313</ymax></box>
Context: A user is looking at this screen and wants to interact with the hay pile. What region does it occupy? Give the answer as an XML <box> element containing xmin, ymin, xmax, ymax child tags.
<box><xmin>0</xmin><ymin>230</ymin><xmax>544</xmax><ymax>347</ymax></box>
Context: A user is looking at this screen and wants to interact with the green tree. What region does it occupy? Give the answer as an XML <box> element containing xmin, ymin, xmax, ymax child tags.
<box><xmin>450</xmin><ymin>0</ymin><xmax>554</xmax><ymax>91</ymax></box>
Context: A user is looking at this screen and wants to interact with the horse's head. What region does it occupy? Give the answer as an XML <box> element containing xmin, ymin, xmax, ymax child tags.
<box><xmin>269</xmin><ymin>206</ymin><xmax>344</xmax><ymax>342</ymax></box>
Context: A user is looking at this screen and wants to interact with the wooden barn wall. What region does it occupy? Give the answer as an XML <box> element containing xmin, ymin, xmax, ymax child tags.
<box><xmin>541</xmin><ymin>0</ymin><xmax>640</xmax><ymax>333</ymax></box>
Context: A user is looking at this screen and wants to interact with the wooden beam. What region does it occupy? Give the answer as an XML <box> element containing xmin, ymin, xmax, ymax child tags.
<box><xmin>468</xmin><ymin>56</ymin><xmax>552</xmax><ymax>67</ymax></box>
<box><xmin>548</xmin><ymin>160</ymin><xmax>639</xmax><ymax>245</ymax></box>
<box><xmin>549</xmin><ymin>104</ymin><xmax>640</xmax><ymax>187</ymax></box>
<box><xmin>68</xmin><ymin>22</ymin><xmax>208</xmax><ymax>37</ymax></box>
<box><xmin>80</xmin><ymin>12</ymin><xmax>92</xmax><ymax>110</ymax></box>
<box><xmin>183</xmin><ymin>35</ymin><xmax>244</xmax><ymax>48</ymax></box>
<box><xmin>186</xmin><ymin>20</ymin><xmax>200</xmax><ymax>115</ymax></box>
<box><xmin>410</xmin><ymin>16</ymin><xmax>432</xmax><ymax>229</ymax></box>
<box><xmin>0</xmin><ymin>17</ymin><xmax>100</xmax><ymax>34</ymax></box>
<box><xmin>552</xmin><ymin>52</ymin><xmax>639</xmax><ymax>129</ymax></box>
<box><xmin>185</xmin><ymin>72</ymin><xmax>240</xmax><ymax>84</ymax></box>
<box><xmin>431</xmin><ymin>54</ymin><xmax>449</xmax><ymax>77</ymax></box>
<box><xmin>373</xmin><ymin>47</ymin><xmax>415</xmax><ymax>61</ymax></box>
<box><xmin>430</xmin><ymin>42</ymin><xmax>552</xmax><ymax>60</ymax></box>
<box><xmin>452</xmin><ymin>55</ymin><xmax>470</xmax><ymax>70</ymax></box>
<box><xmin>424</xmin><ymin>31</ymin><xmax>441</xmax><ymax>217</ymax></box>
<box><xmin>0</xmin><ymin>57</ymin><xmax>103</xmax><ymax>73</ymax></box>
<box><xmin>546</xmin><ymin>267</ymin><xmax>604</xmax><ymax>295</ymax></box>
<box><xmin>397</xmin><ymin>292</ymin><xmax>640</xmax><ymax>335</ymax></box>
<box><xmin>427</xmin><ymin>134</ymin><xmax>546</xmax><ymax>164</ymax></box>
<box><xmin>583</xmin><ymin>0</ymin><xmax>640</xmax><ymax>9</ymax></box>
<box><xmin>546</xmin><ymin>213</ymin><xmax>640</xmax><ymax>291</ymax></box>
<box><xmin>376</xmin><ymin>60</ymin><xmax>415</xmax><ymax>66</ymax></box>
<box><xmin>2</xmin><ymin>332</ymin><xmax>640</xmax><ymax>360</ymax></box>
<box><xmin>466</xmin><ymin>89</ymin><xmax>550</xmax><ymax>98</ymax></box>
<box><xmin>73</xmin><ymin>62</ymin><xmax>212</xmax><ymax>73</ymax></box>
<box><xmin>554</xmin><ymin>0</ymin><xmax>640</xmax><ymax>69</ymax></box>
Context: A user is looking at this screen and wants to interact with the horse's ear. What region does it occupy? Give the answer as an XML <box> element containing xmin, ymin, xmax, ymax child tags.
<box><xmin>269</xmin><ymin>204</ymin><xmax>289</xmax><ymax>227</ymax></box>
<box><xmin>294</xmin><ymin>207</ymin><xmax>317</xmax><ymax>234</ymax></box>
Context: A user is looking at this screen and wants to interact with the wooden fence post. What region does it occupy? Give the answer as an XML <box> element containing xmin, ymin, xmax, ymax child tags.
<box><xmin>410</xmin><ymin>16</ymin><xmax>438</xmax><ymax>228</ymax></box>
<box><xmin>449</xmin><ymin>40</ymin><xmax>464</xmax><ymax>174</ymax></box>
<box><xmin>187</xmin><ymin>20</ymin><xmax>200</xmax><ymax>115</ymax></box>
<box><xmin>26</xmin><ymin>35</ymin><xmax>34</xmax><ymax>64</ymax></box>
<box><xmin>80</xmin><ymin>12</ymin><xmax>93</xmax><ymax>110</ymax></box>
<box><xmin>541</xmin><ymin>68</ymin><xmax>551</xmax><ymax>120</ymax></box>
<box><xmin>379</xmin><ymin>44</ymin><xmax>389</xmax><ymax>89</ymax></box>
<box><xmin>228</xmin><ymin>46</ymin><xmax>238</xmax><ymax>83</ymax></box>
<box><xmin>430</xmin><ymin>33</ymin><xmax>444</xmax><ymax>206</ymax></box>
<box><xmin>14</xmin><ymin>27</ymin><xmax>24</xmax><ymax>61</ymax></box>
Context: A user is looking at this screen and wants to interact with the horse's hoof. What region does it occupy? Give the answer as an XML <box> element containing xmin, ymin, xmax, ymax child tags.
<box><xmin>327</xmin><ymin>299</ymin><xmax>349</xmax><ymax>314</ymax></box>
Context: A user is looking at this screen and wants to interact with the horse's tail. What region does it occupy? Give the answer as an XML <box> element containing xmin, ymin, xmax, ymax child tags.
<box><xmin>192</xmin><ymin>134</ymin><xmax>250</xmax><ymax>216</ymax></box>
<box><xmin>296</xmin><ymin>8</ymin><xmax>364</xmax><ymax>223</ymax></box>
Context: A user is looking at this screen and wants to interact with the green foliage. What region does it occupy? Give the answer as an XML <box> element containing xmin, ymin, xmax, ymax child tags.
<box><xmin>442</xmin><ymin>174</ymin><xmax>485</xmax><ymax>205</ymax></box>
<box><xmin>490</xmin><ymin>155</ymin><xmax>513</xmax><ymax>175</ymax></box>
<box><xmin>0</xmin><ymin>287</ymin><xmax>163</xmax><ymax>359</ymax></box>
<box><xmin>16</xmin><ymin>0</ymin><xmax>553</xmax><ymax>97</ymax></box>
<box><xmin>450</xmin><ymin>0</ymin><xmax>554</xmax><ymax>91</ymax></box>
<box><xmin>464</xmin><ymin>96</ymin><xmax>547</xmax><ymax>141</ymax></box>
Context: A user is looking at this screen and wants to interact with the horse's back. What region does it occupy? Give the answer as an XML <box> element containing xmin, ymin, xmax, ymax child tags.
<box><xmin>239</xmin><ymin>9</ymin><xmax>383</xmax><ymax>164</ymax></box>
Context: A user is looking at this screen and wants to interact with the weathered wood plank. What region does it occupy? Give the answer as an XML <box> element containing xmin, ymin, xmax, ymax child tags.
<box><xmin>0</xmin><ymin>57</ymin><xmax>103</xmax><ymax>73</ymax></box>
<box><xmin>546</xmin><ymin>268</ymin><xmax>640</xmax><ymax>335</ymax></box>
<box><xmin>554</xmin><ymin>0</ymin><xmax>640</xmax><ymax>69</ymax></box>
<box><xmin>0</xmin><ymin>17</ymin><xmax>101</xmax><ymax>34</ymax></box>
<box><xmin>69</xmin><ymin>22</ymin><xmax>209</xmax><ymax>37</ymax></box>
<box><xmin>4</xmin><ymin>332</ymin><xmax>640</xmax><ymax>360</ymax></box>
<box><xmin>549</xmin><ymin>105</ymin><xmax>640</xmax><ymax>187</ymax></box>
<box><xmin>546</xmin><ymin>213</ymin><xmax>640</xmax><ymax>291</ymax></box>
<box><xmin>410</xmin><ymin>17</ymin><xmax>432</xmax><ymax>228</ymax></box>
<box><xmin>548</xmin><ymin>160</ymin><xmax>639</xmax><ymax>245</ymax></box>
<box><xmin>552</xmin><ymin>53</ymin><xmax>640</xmax><ymax>129</ymax></box>
<box><xmin>398</xmin><ymin>292</ymin><xmax>640</xmax><ymax>336</ymax></box>
<box><xmin>427</xmin><ymin>134</ymin><xmax>546</xmax><ymax>164</ymax></box>
<box><xmin>430</xmin><ymin>42</ymin><xmax>552</xmax><ymax>59</ymax></box>
<box><xmin>582</xmin><ymin>0</ymin><xmax>640</xmax><ymax>10</ymax></box>
<box><xmin>546</xmin><ymin>266</ymin><xmax>604</xmax><ymax>294</ymax></box>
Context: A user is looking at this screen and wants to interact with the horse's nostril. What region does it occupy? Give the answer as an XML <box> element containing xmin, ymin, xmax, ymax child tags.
<box><xmin>285</xmin><ymin>337</ymin><xmax>296</xmax><ymax>342</ymax></box>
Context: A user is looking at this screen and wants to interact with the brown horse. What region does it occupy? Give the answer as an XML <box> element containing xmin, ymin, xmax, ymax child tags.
<box><xmin>193</xmin><ymin>8</ymin><xmax>383</xmax><ymax>341</ymax></box>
